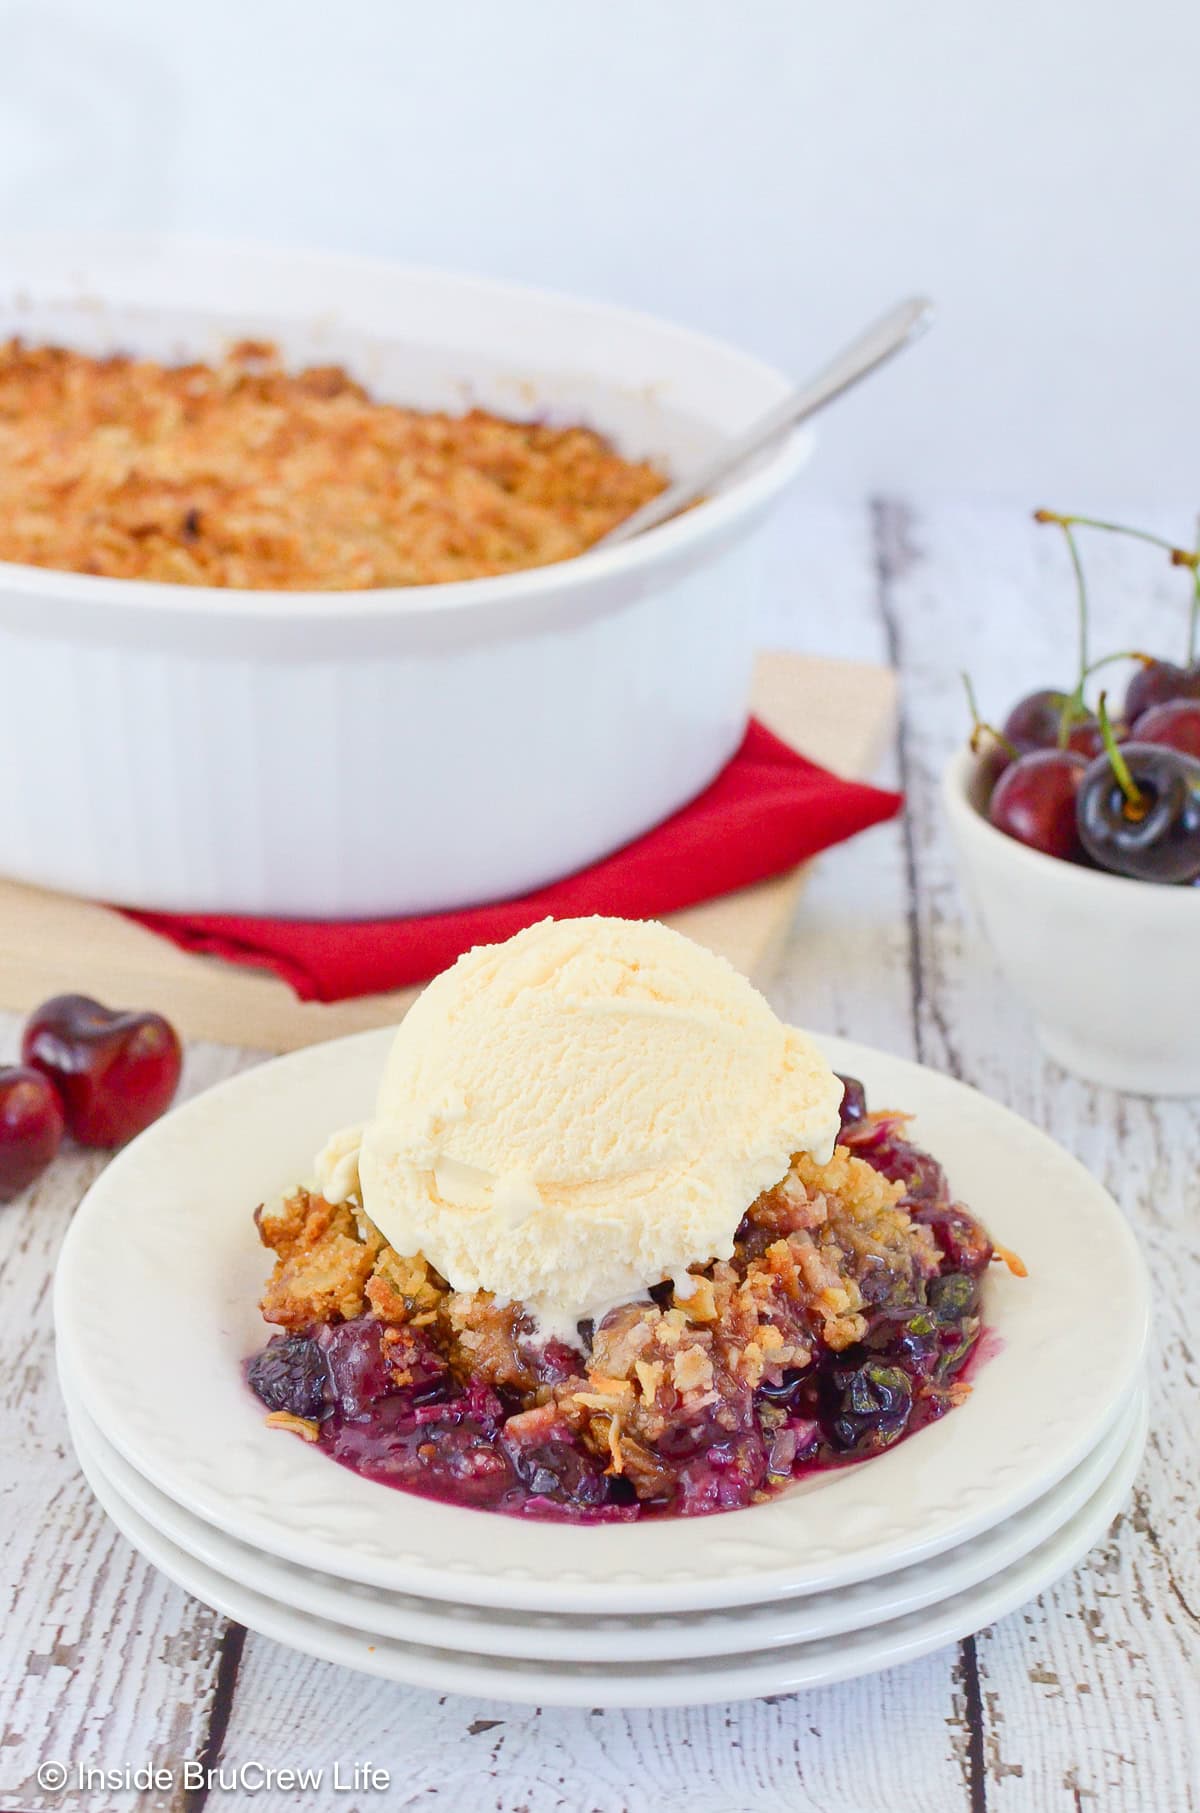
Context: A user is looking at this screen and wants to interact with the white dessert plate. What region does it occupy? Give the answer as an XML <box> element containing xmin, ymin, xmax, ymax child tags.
<box><xmin>62</xmin><ymin>1367</ymin><xmax>1142</xmax><ymax>1665</ymax></box>
<box><xmin>53</xmin><ymin>1028</ymin><xmax>1150</xmax><ymax>1615</ymax></box>
<box><xmin>69</xmin><ymin>1390</ymin><xmax>1147</xmax><ymax>1708</ymax></box>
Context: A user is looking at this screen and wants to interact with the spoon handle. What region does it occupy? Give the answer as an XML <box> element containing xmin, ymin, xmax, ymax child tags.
<box><xmin>597</xmin><ymin>295</ymin><xmax>935</xmax><ymax>549</ymax></box>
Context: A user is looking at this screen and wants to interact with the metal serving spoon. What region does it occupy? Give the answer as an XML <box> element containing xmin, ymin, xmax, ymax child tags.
<box><xmin>595</xmin><ymin>295</ymin><xmax>934</xmax><ymax>549</ymax></box>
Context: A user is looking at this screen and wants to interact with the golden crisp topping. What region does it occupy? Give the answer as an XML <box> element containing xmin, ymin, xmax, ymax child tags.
<box><xmin>441</xmin><ymin>1291</ymin><xmax>547</xmax><ymax>1392</ymax></box>
<box><xmin>789</xmin><ymin>1146</ymin><xmax>906</xmax><ymax>1216</ymax></box>
<box><xmin>671</xmin><ymin>1345</ymin><xmax>714</xmax><ymax>1393</ymax></box>
<box><xmin>673</xmin><ymin>1274</ymin><xmax>718</xmax><ymax>1321</ymax></box>
<box><xmin>255</xmin><ymin>1190</ymin><xmax>381</xmax><ymax>1329</ymax></box>
<box><xmin>253</xmin><ymin>1132</ymin><xmax>956</xmax><ymax>1477</ymax></box>
<box><xmin>0</xmin><ymin>338</ymin><xmax>666</xmax><ymax>590</ymax></box>
<box><xmin>363</xmin><ymin>1246</ymin><xmax>442</xmax><ymax>1324</ymax></box>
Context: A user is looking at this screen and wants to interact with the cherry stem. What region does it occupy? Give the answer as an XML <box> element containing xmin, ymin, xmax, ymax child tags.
<box><xmin>1168</xmin><ymin>540</ymin><xmax>1200</xmax><ymax>665</ymax></box>
<box><xmin>1056</xmin><ymin>650</ymin><xmax>1153</xmax><ymax>749</ymax></box>
<box><xmin>1035</xmin><ymin>509</ymin><xmax>1178</xmax><ymax>556</ymax></box>
<box><xmin>1085</xmin><ymin>649</ymin><xmax>1155</xmax><ymax>675</ymax></box>
<box><xmin>1037</xmin><ymin>507</ymin><xmax>1200</xmax><ymax>669</ymax></box>
<box><xmin>961</xmin><ymin>672</ymin><xmax>1018</xmax><ymax>760</ymax></box>
<box><xmin>1034</xmin><ymin>513</ymin><xmax>1091</xmax><ymax>697</ymax></box>
<box><xmin>1097</xmin><ymin>691</ymin><xmax>1143</xmax><ymax>815</ymax></box>
<box><xmin>1187</xmin><ymin>517</ymin><xmax>1200</xmax><ymax>663</ymax></box>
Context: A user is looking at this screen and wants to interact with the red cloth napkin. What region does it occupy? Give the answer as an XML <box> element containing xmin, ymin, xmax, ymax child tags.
<box><xmin>123</xmin><ymin>720</ymin><xmax>900</xmax><ymax>1003</ymax></box>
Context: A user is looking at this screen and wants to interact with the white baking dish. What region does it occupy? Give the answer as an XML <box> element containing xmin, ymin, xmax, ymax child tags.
<box><xmin>0</xmin><ymin>236</ymin><xmax>812</xmax><ymax>918</ymax></box>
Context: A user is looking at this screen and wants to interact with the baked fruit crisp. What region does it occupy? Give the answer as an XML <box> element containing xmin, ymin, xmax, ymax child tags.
<box><xmin>247</xmin><ymin>1075</ymin><xmax>1023</xmax><ymax>1521</ymax></box>
<box><xmin>0</xmin><ymin>339</ymin><xmax>666</xmax><ymax>589</ymax></box>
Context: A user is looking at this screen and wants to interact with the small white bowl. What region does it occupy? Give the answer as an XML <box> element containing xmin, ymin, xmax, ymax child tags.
<box><xmin>0</xmin><ymin>236</ymin><xmax>813</xmax><ymax>918</ymax></box>
<box><xmin>943</xmin><ymin>747</ymin><xmax>1200</xmax><ymax>1095</ymax></box>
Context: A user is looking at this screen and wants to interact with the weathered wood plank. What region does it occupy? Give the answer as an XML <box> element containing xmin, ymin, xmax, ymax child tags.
<box><xmin>0</xmin><ymin>1025</ymin><xmax>256</xmax><ymax>1813</ymax></box>
<box><xmin>884</xmin><ymin>498</ymin><xmax>1200</xmax><ymax>1812</ymax></box>
<box><xmin>217</xmin><ymin>1637</ymin><xmax>972</xmax><ymax>1813</ymax></box>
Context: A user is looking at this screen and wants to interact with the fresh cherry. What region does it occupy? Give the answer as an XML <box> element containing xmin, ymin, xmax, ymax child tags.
<box><xmin>22</xmin><ymin>995</ymin><xmax>182</xmax><ymax>1148</ymax></box>
<box><xmin>1002</xmin><ymin>689</ymin><xmax>1073</xmax><ymax>750</ymax></box>
<box><xmin>1063</xmin><ymin>716</ymin><xmax>1107</xmax><ymax>760</ymax></box>
<box><xmin>1130</xmin><ymin>698</ymin><xmax>1200</xmax><ymax>761</ymax></box>
<box><xmin>1077</xmin><ymin>743</ymin><xmax>1200</xmax><ymax>882</ymax></box>
<box><xmin>988</xmin><ymin>749</ymin><xmax>1088</xmax><ymax>861</ymax></box>
<box><xmin>1123</xmin><ymin>660</ymin><xmax>1200</xmax><ymax>725</ymax></box>
<box><xmin>1002</xmin><ymin>688</ymin><xmax>1105</xmax><ymax>761</ymax></box>
<box><xmin>0</xmin><ymin>1066</ymin><xmax>65</xmax><ymax>1201</ymax></box>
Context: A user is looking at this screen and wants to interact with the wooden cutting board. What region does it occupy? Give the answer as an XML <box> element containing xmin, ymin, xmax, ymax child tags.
<box><xmin>0</xmin><ymin>652</ymin><xmax>895</xmax><ymax>1051</ymax></box>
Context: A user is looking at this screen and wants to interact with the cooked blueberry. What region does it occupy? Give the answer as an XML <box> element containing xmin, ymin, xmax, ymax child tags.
<box><xmin>837</xmin><ymin>1073</ymin><xmax>867</xmax><ymax>1128</ymax></box>
<box><xmin>936</xmin><ymin>1320</ymin><xmax>982</xmax><ymax>1382</ymax></box>
<box><xmin>606</xmin><ymin>1473</ymin><xmax>638</xmax><ymax>1506</ymax></box>
<box><xmin>512</xmin><ymin>1440</ymin><xmax>609</xmax><ymax>1506</ymax></box>
<box><xmin>825</xmin><ymin>1361</ymin><xmax>913</xmax><ymax>1452</ymax></box>
<box><xmin>246</xmin><ymin>1334</ymin><xmax>329</xmax><ymax>1418</ymax></box>
<box><xmin>928</xmin><ymin>1272</ymin><xmax>979</xmax><ymax>1323</ymax></box>
<box><xmin>869</xmin><ymin>1310</ymin><xmax>939</xmax><ymax>1377</ymax></box>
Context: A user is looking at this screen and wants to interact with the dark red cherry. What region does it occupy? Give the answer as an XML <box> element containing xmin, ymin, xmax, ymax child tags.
<box><xmin>1130</xmin><ymin>698</ymin><xmax>1200</xmax><ymax>761</ymax></box>
<box><xmin>0</xmin><ymin>1066</ymin><xmax>65</xmax><ymax>1201</ymax></box>
<box><xmin>22</xmin><ymin>995</ymin><xmax>182</xmax><ymax>1148</ymax></box>
<box><xmin>1001</xmin><ymin>689</ymin><xmax>1074</xmax><ymax>750</ymax></box>
<box><xmin>1077</xmin><ymin>744</ymin><xmax>1200</xmax><ymax>882</ymax></box>
<box><xmin>1064</xmin><ymin>716</ymin><xmax>1108</xmax><ymax>760</ymax></box>
<box><xmin>988</xmin><ymin>748</ymin><xmax>1088</xmax><ymax>861</ymax></box>
<box><xmin>1123</xmin><ymin>660</ymin><xmax>1200</xmax><ymax>725</ymax></box>
<box><xmin>1000</xmin><ymin>688</ymin><xmax>1103</xmax><ymax>761</ymax></box>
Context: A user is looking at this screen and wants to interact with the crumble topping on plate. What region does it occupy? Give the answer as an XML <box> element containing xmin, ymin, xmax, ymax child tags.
<box><xmin>247</xmin><ymin>1083</ymin><xmax>1024</xmax><ymax>1522</ymax></box>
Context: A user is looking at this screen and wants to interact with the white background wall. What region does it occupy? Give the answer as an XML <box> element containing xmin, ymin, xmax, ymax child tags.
<box><xmin>1</xmin><ymin>0</ymin><xmax>1197</xmax><ymax>506</ymax></box>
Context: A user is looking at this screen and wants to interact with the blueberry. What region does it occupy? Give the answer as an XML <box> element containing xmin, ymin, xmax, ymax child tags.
<box><xmin>870</xmin><ymin>1310</ymin><xmax>939</xmax><ymax>1378</ymax></box>
<box><xmin>511</xmin><ymin>1440</ymin><xmax>609</xmax><ymax>1507</ymax></box>
<box><xmin>246</xmin><ymin>1333</ymin><xmax>329</xmax><ymax>1419</ymax></box>
<box><xmin>936</xmin><ymin>1322</ymin><xmax>981</xmax><ymax>1383</ymax></box>
<box><xmin>927</xmin><ymin>1272</ymin><xmax>979</xmax><ymax>1323</ymax></box>
<box><xmin>825</xmin><ymin>1360</ymin><xmax>913</xmax><ymax>1453</ymax></box>
<box><xmin>836</xmin><ymin>1073</ymin><xmax>867</xmax><ymax>1129</ymax></box>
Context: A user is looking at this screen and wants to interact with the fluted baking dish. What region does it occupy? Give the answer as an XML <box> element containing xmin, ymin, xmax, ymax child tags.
<box><xmin>0</xmin><ymin>237</ymin><xmax>813</xmax><ymax>917</ymax></box>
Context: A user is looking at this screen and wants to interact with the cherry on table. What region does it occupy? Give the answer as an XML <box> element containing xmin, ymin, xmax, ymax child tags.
<box><xmin>1129</xmin><ymin>698</ymin><xmax>1200</xmax><ymax>761</ymax></box>
<box><xmin>0</xmin><ymin>1066</ymin><xmax>65</xmax><ymax>1201</ymax></box>
<box><xmin>1077</xmin><ymin>743</ymin><xmax>1200</xmax><ymax>883</ymax></box>
<box><xmin>21</xmin><ymin>994</ymin><xmax>182</xmax><ymax>1148</ymax></box>
<box><xmin>1123</xmin><ymin>660</ymin><xmax>1200</xmax><ymax>725</ymax></box>
<box><xmin>988</xmin><ymin>748</ymin><xmax>1088</xmax><ymax>862</ymax></box>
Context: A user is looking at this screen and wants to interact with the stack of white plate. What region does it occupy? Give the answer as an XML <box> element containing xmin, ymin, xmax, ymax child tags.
<box><xmin>54</xmin><ymin>1031</ymin><xmax>1150</xmax><ymax>1708</ymax></box>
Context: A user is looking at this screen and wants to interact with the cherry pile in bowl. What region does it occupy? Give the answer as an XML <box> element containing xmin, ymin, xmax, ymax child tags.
<box><xmin>970</xmin><ymin>510</ymin><xmax>1200</xmax><ymax>884</ymax></box>
<box><xmin>0</xmin><ymin>995</ymin><xmax>181</xmax><ymax>1202</ymax></box>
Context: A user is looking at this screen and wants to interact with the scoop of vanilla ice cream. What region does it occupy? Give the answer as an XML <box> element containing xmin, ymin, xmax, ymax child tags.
<box><xmin>332</xmin><ymin>917</ymin><xmax>843</xmax><ymax>1342</ymax></box>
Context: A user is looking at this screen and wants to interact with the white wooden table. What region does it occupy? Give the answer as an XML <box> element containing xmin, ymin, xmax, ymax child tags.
<box><xmin>2</xmin><ymin>500</ymin><xmax>1197</xmax><ymax>1813</ymax></box>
